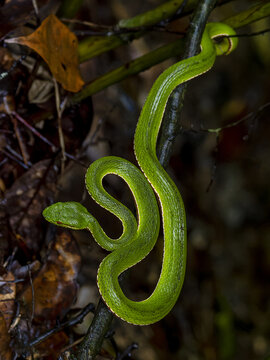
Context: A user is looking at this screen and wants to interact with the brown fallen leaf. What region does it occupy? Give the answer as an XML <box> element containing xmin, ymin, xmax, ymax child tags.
<box><xmin>8</xmin><ymin>231</ymin><xmax>81</xmax><ymax>357</ymax></box>
<box><xmin>21</xmin><ymin>230</ymin><xmax>81</xmax><ymax>323</ymax></box>
<box><xmin>6</xmin><ymin>14</ymin><xmax>84</xmax><ymax>92</ymax></box>
<box><xmin>5</xmin><ymin>159</ymin><xmax>58</xmax><ymax>254</ymax></box>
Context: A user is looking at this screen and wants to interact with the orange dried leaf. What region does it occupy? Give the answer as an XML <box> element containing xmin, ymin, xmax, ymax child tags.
<box><xmin>7</xmin><ymin>14</ymin><xmax>84</xmax><ymax>92</ymax></box>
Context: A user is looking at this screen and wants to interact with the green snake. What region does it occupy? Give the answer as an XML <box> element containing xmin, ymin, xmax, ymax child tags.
<box><xmin>43</xmin><ymin>23</ymin><xmax>238</xmax><ymax>325</ymax></box>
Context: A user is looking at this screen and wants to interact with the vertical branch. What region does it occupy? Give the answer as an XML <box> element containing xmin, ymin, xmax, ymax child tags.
<box><xmin>157</xmin><ymin>0</ymin><xmax>218</xmax><ymax>167</ymax></box>
<box><xmin>62</xmin><ymin>300</ymin><xmax>113</xmax><ymax>360</ymax></box>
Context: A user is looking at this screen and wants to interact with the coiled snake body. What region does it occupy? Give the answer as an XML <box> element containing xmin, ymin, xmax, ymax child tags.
<box><xmin>43</xmin><ymin>23</ymin><xmax>238</xmax><ymax>325</ymax></box>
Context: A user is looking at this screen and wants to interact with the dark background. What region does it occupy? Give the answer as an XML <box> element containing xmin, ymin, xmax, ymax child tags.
<box><xmin>0</xmin><ymin>0</ymin><xmax>269</xmax><ymax>359</ymax></box>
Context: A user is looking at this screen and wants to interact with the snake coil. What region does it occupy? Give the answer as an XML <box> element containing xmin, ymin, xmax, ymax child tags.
<box><xmin>43</xmin><ymin>23</ymin><xmax>238</xmax><ymax>325</ymax></box>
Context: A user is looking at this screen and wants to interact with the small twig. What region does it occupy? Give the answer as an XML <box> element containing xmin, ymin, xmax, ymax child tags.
<box><xmin>5</xmin><ymin>144</ymin><xmax>32</xmax><ymax>167</ymax></box>
<box><xmin>27</xmin><ymin>264</ymin><xmax>35</xmax><ymax>323</ymax></box>
<box><xmin>116</xmin><ymin>343</ymin><xmax>138</xmax><ymax>360</ymax></box>
<box><xmin>2</xmin><ymin>94</ymin><xmax>29</xmax><ymax>165</ymax></box>
<box><xmin>4</xmin><ymin>96</ymin><xmax>30</xmax><ymax>165</ymax></box>
<box><xmin>12</xmin><ymin>111</ymin><xmax>57</xmax><ymax>150</ymax></box>
<box><xmin>65</xmin><ymin>299</ymin><xmax>114</xmax><ymax>360</ymax></box>
<box><xmin>10</xmin><ymin>115</ymin><xmax>29</xmax><ymax>165</ymax></box>
<box><xmin>29</xmin><ymin>303</ymin><xmax>95</xmax><ymax>347</ymax></box>
<box><xmin>61</xmin><ymin>18</ymin><xmax>112</xmax><ymax>30</ymax></box>
<box><xmin>11</xmin><ymin>111</ymin><xmax>87</xmax><ymax>168</ymax></box>
<box><xmin>206</xmin><ymin>133</ymin><xmax>220</xmax><ymax>193</ymax></box>
<box><xmin>203</xmin><ymin>102</ymin><xmax>270</xmax><ymax>191</ymax></box>
<box><xmin>54</xmin><ymin>80</ymin><xmax>67</xmax><ymax>172</ymax></box>
<box><xmin>0</xmin><ymin>158</ymin><xmax>8</xmax><ymax>168</ymax></box>
<box><xmin>64</xmin><ymin>4</ymin><xmax>190</xmax><ymax>37</ymax></box>
<box><xmin>230</xmin><ymin>28</ymin><xmax>270</xmax><ymax>38</ymax></box>
<box><xmin>203</xmin><ymin>102</ymin><xmax>270</xmax><ymax>134</ymax></box>
<box><xmin>73</xmin><ymin>26</ymin><xmax>186</xmax><ymax>37</ymax></box>
<box><xmin>0</xmin><ymin>149</ymin><xmax>29</xmax><ymax>169</ymax></box>
<box><xmin>9</xmin><ymin>302</ymin><xmax>21</xmax><ymax>332</ymax></box>
<box><xmin>0</xmin><ymin>278</ymin><xmax>25</xmax><ymax>284</ymax></box>
<box><xmin>88</xmin><ymin>118</ymin><xmax>104</xmax><ymax>145</ymax></box>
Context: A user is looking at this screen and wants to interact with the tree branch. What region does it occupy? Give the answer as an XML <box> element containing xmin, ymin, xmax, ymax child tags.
<box><xmin>61</xmin><ymin>300</ymin><xmax>113</xmax><ymax>360</ymax></box>
<box><xmin>157</xmin><ymin>0</ymin><xmax>217</xmax><ymax>166</ymax></box>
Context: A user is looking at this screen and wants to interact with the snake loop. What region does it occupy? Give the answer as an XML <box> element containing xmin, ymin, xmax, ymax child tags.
<box><xmin>43</xmin><ymin>23</ymin><xmax>238</xmax><ymax>325</ymax></box>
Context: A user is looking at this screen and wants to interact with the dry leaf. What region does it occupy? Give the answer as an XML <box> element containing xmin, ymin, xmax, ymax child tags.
<box><xmin>6</xmin><ymin>14</ymin><xmax>84</xmax><ymax>92</ymax></box>
<box><xmin>5</xmin><ymin>159</ymin><xmax>58</xmax><ymax>253</ymax></box>
<box><xmin>21</xmin><ymin>230</ymin><xmax>81</xmax><ymax>322</ymax></box>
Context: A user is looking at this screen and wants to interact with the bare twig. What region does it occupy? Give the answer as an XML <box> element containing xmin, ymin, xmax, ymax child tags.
<box><xmin>12</xmin><ymin>111</ymin><xmax>57</xmax><ymax>150</ymax></box>
<box><xmin>54</xmin><ymin>80</ymin><xmax>67</xmax><ymax>172</ymax></box>
<box><xmin>12</xmin><ymin>111</ymin><xmax>87</xmax><ymax>168</ymax></box>
<box><xmin>203</xmin><ymin>102</ymin><xmax>270</xmax><ymax>134</ymax></box>
<box><xmin>116</xmin><ymin>342</ymin><xmax>139</xmax><ymax>360</ymax></box>
<box><xmin>27</xmin><ymin>264</ymin><xmax>35</xmax><ymax>323</ymax></box>
<box><xmin>62</xmin><ymin>299</ymin><xmax>114</xmax><ymax>360</ymax></box>
<box><xmin>0</xmin><ymin>149</ymin><xmax>29</xmax><ymax>169</ymax></box>
<box><xmin>29</xmin><ymin>303</ymin><xmax>95</xmax><ymax>348</ymax></box>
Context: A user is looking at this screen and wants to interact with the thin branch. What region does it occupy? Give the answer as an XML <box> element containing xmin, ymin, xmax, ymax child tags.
<box><xmin>62</xmin><ymin>299</ymin><xmax>114</xmax><ymax>360</ymax></box>
<box><xmin>116</xmin><ymin>342</ymin><xmax>138</xmax><ymax>360</ymax></box>
<box><xmin>0</xmin><ymin>149</ymin><xmax>29</xmax><ymax>169</ymax></box>
<box><xmin>29</xmin><ymin>303</ymin><xmax>95</xmax><ymax>347</ymax></box>
<box><xmin>27</xmin><ymin>264</ymin><xmax>35</xmax><ymax>323</ymax></box>
<box><xmin>12</xmin><ymin>111</ymin><xmax>87</xmax><ymax>169</ymax></box>
<box><xmin>202</xmin><ymin>102</ymin><xmax>270</xmax><ymax>191</ymax></box>
<box><xmin>54</xmin><ymin>80</ymin><xmax>67</xmax><ymax>173</ymax></box>
<box><xmin>229</xmin><ymin>27</ymin><xmax>270</xmax><ymax>38</ymax></box>
<box><xmin>203</xmin><ymin>102</ymin><xmax>270</xmax><ymax>134</ymax></box>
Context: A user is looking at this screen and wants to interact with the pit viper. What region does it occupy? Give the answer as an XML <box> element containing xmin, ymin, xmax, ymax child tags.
<box><xmin>43</xmin><ymin>22</ymin><xmax>238</xmax><ymax>325</ymax></box>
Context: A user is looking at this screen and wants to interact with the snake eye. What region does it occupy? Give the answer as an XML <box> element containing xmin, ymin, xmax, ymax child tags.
<box><xmin>212</xmin><ymin>33</ymin><xmax>237</xmax><ymax>56</ymax></box>
<box><xmin>213</xmin><ymin>35</ymin><xmax>230</xmax><ymax>55</ymax></box>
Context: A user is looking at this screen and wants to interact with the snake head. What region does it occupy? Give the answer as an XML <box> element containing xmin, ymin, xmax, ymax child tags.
<box><xmin>43</xmin><ymin>202</ymin><xmax>92</xmax><ymax>230</ymax></box>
